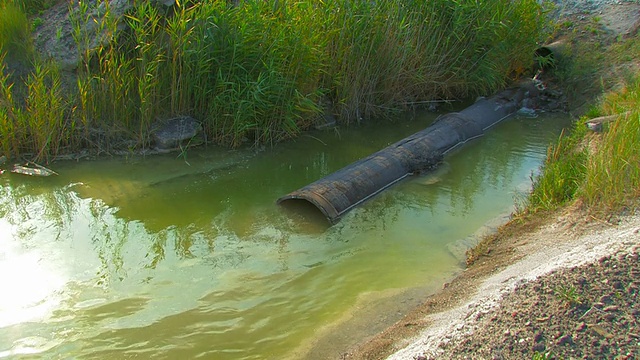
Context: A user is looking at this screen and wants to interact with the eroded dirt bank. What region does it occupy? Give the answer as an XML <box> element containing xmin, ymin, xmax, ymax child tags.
<box><xmin>384</xmin><ymin>212</ymin><xmax>640</xmax><ymax>360</ymax></box>
<box><xmin>334</xmin><ymin>209</ymin><xmax>638</xmax><ymax>360</ymax></box>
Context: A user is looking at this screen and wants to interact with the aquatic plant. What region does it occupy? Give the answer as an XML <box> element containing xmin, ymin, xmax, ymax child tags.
<box><xmin>1</xmin><ymin>0</ymin><xmax>547</xmax><ymax>157</ymax></box>
<box><xmin>127</xmin><ymin>2</ymin><xmax>164</xmax><ymax>146</ymax></box>
<box><xmin>319</xmin><ymin>0</ymin><xmax>546</xmax><ymax>123</ymax></box>
<box><xmin>0</xmin><ymin>54</ymin><xmax>23</xmax><ymax>158</ymax></box>
<box><xmin>23</xmin><ymin>61</ymin><xmax>70</xmax><ymax>161</ymax></box>
<box><xmin>0</xmin><ymin>54</ymin><xmax>72</xmax><ymax>161</ymax></box>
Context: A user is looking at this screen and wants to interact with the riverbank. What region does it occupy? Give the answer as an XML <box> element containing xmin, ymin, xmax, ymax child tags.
<box><xmin>2</xmin><ymin>2</ymin><xmax>637</xmax><ymax>358</ymax></box>
<box><xmin>1</xmin><ymin>0</ymin><xmax>544</xmax><ymax>161</ymax></box>
<box><xmin>348</xmin><ymin>208</ymin><xmax>639</xmax><ymax>359</ymax></box>
<box><xmin>330</xmin><ymin>1</ymin><xmax>640</xmax><ymax>359</ymax></box>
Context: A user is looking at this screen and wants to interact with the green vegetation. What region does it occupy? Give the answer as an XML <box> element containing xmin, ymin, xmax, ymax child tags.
<box><xmin>1</xmin><ymin>0</ymin><xmax>547</xmax><ymax>160</ymax></box>
<box><xmin>582</xmin><ymin>85</ymin><xmax>640</xmax><ymax>209</ymax></box>
<box><xmin>470</xmin><ymin>18</ymin><xmax>640</xmax><ymax>265</ymax></box>
<box><xmin>532</xmin><ymin>351</ymin><xmax>563</xmax><ymax>360</ymax></box>
<box><xmin>0</xmin><ymin>1</ymin><xmax>32</xmax><ymax>59</ymax></box>
<box><xmin>470</xmin><ymin>101</ymin><xmax>639</xmax><ymax>266</ymax></box>
<box><xmin>518</xmin><ymin>10</ymin><xmax>640</xmax><ymax>216</ymax></box>
<box><xmin>527</xmin><ymin>126</ymin><xmax>587</xmax><ymax>212</ymax></box>
<box><xmin>526</xmin><ymin>75</ymin><xmax>640</xmax><ymax>214</ymax></box>
<box><xmin>4</xmin><ymin>0</ymin><xmax>57</xmax><ymax>15</ymax></box>
<box><xmin>554</xmin><ymin>284</ymin><xmax>583</xmax><ymax>307</ymax></box>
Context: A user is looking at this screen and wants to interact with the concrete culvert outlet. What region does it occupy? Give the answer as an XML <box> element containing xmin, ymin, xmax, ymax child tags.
<box><xmin>534</xmin><ymin>40</ymin><xmax>567</xmax><ymax>70</ymax></box>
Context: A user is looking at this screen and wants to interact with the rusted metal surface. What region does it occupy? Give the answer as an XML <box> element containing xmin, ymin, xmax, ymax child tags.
<box><xmin>278</xmin><ymin>85</ymin><xmax>530</xmax><ymax>224</ymax></box>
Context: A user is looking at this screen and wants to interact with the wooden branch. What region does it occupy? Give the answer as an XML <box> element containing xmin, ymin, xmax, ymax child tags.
<box><xmin>585</xmin><ymin>111</ymin><xmax>631</xmax><ymax>132</ymax></box>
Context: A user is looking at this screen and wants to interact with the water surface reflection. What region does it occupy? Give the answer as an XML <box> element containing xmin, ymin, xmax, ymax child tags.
<box><xmin>0</xmin><ymin>112</ymin><xmax>569</xmax><ymax>359</ymax></box>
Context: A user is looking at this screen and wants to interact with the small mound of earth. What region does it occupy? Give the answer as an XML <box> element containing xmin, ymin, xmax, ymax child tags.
<box><xmin>430</xmin><ymin>249</ymin><xmax>639</xmax><ymax>360</ymax></box>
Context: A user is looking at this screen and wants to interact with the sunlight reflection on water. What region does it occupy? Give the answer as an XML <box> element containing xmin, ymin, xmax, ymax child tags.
<box><xmin>0</xmin><ymin>112</ymin><xmax>572</xmax><ymax>359</ymax></box>
<box><xmin>0</xmin><ymin>219</ymin><xmax>66</xmax><ymax>329</ymax></box>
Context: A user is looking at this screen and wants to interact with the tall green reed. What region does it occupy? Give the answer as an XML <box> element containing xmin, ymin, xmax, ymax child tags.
<box><xmin>126</xmin><ymin>2</ymin><xmax>164</xmax><ymax>147</ymax></box>
<box><xmin>0</xmin><ymin>53</ymin><xmax>23</xmax><ymax>158</ymax></box>
<box><xmin>165</xmin><ymin>1</ymin><xmax>227</xmax><ymax>120</ymax></box>
<box><xmin>182</xmin><ymin>1</ymin><xmax>323</xmax><ymax>146</ymax></box>
<box><xmin>0</xmin><ymin>53</ymin><xmax>70</xmax><ymax>161</ymax></box>
<box><xmin>24</xmin><ymin>61</ymin><xmax>69</xmax><ymax>161</ymax></box>
<box><xmin>5</xmin><ymin>0</ymin><xmax>547</xmax><ymax>157</ymax></box>
<box><xmin>320</xmin><ymin>0</ymin><xmax>545</xmax><ymax>123</ymax></box>
<box><xmin>69</xmin><ymin>0</ymin><xmax>93</xmax><ymax>139</ymax></box>
<box><xmin>581</xmin><ymin>81</ymin><xmax>640</xmax><ymax>210</ymax></box>
<box><xmin>71</xmin><ymin>0</ymin><xmax>139</xmax><ymax>148</ymax></box>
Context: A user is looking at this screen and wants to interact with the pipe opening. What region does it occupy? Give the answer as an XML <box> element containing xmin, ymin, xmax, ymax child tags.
<box><xmin>534</xmin><ymin>47</ymin><xmax>555</xmax><ymax>70</ymax></box>
<box><xmin>535</xmin><ymin>40</ymin><xmax>566</xmax><ymax>71</ymax></box>
<box><xmin>278</xmin><ymin>198</ymin><xmax>332</xmax><ymax>227</ymax></box>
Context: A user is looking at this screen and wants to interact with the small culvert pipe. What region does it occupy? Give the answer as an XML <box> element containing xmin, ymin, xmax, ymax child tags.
<box><xmin>277</xmin><ymin>84</ymin><xmax>532</xmax><ymax>225</ymax></box>
<box><xmin>534</xmin><ymin>40</ymin><xmax>567</xmax><ymax>70</ymax></box>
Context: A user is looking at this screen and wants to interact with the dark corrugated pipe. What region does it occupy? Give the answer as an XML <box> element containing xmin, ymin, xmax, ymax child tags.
<box><xmin>277</xmin><ymin>83</ymin><xmax>535</xmax><ymax>225</ymax></box>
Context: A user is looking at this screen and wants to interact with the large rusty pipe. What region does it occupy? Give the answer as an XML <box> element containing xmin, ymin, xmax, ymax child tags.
<box><xmin>277</xmin><ymin>84</ymin><xmax>532</xmax><ymax>224</ymax></box>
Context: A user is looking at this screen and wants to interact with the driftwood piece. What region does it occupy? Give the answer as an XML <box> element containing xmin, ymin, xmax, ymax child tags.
<box><xmin>11</xmin><ymin>162</ymin><xmax>58</xmax><ymax>177</ymax></box>
<box><xmin>585</xmin><ymin>112</ymin><xmax>631</xmax><ymax>132</ymax></box>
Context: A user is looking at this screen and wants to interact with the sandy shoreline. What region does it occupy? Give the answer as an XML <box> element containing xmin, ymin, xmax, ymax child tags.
<box><xmin>387</xmin><ymin>213</ymin><xmax>640</xmax><ymax>359</ymax></box>
<box><xmin>336</xmin><ymin>208</ymin><xmax>639</xmax><ymax>359</ymax></box>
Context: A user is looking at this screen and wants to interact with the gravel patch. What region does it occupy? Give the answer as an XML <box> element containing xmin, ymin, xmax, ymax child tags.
<box><xmin>430</xmin><ymin>247</ymin><xmax>639</xmax><ymax>359</ymax></box>
<box><xmin>387</xmin><ymin>216</ymin><xmax>640</xmax><ymax>360</ymax></box>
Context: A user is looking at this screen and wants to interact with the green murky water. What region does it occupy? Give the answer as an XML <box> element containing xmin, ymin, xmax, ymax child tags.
<box><xmin>0</xmin><ymin>111</ymin><xmax>569</xmax><ymax>359</ymax></box>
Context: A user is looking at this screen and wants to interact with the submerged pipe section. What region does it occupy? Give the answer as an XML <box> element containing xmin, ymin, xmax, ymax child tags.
<box><xmin>277</xmin><ymin>84</ymin><xmax>533</xmax><ymax>224</ymax></box>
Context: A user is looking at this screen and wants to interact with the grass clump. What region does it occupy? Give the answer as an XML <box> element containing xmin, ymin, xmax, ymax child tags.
<box><xmin>527</xmin><ymin>127</ymin><xmax>587</xmax><ymax>212</ymax></box>
<box><xmin>581</xmin><ymin>84</ymin><xmax>640</xmax><ymax>209</ymax></box>
<box><xmin>525</xmin><ymin>76</ymin><xmax>640</xmax><ymax>214</ymax></box>
<box><xmin>554</xmin><ymin>285</ymin><xmax>583</xmax><ymax>307</ymax></box>
<box><xmin>532</xmin><ymin>351</ymin><xmax>563</xmax><ymax>360</ymax></box>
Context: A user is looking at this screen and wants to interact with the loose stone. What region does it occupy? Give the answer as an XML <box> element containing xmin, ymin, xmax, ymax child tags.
<box><xmin>557</xmin><ymin>334</ymin><xmax>573</xmax><ymax>346</ymax></box>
